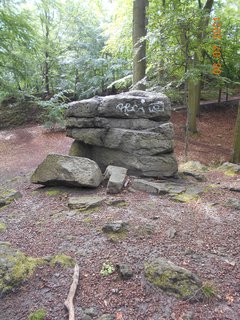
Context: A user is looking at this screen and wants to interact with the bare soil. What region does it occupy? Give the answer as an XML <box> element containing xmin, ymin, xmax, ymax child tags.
<box><xmin>0</xmin><ymin>108</ymin><xmax>239</xmax><ymax>320</ymax></box>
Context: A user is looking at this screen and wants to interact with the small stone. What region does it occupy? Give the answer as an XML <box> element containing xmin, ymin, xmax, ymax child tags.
<box><xmin>104</xmin><ymin>166</ymin><xmax>128</xmax><ymax>194</ymax></box>
<box><xmin>181</xmin><ymin>311</ymin><xmax>194</xmax><ymax>320</ymax></box>
<box><xmin>150</xmin><ymin>216</ymin><xmax>160</xmax><ymax>220</ymax></box>
<box><xmin>82</xmin><ymin>315</ymin><xmax>92</xmax><ymax>320</ymax></box>
<box><xmin>117</xmin><ymin>264</ymin><xmax>133</xmax><ymax>280</ymax></box>
<box><xmin>84</xmin><ymin>307</ymin><xmax>99</xmax><ymax>317</ymax></box>
<box><xmin>102</xmin><ymin>221</ymin><xmax>128</xmax><ymax>233</ymax></box>
<box><xmin>166</xmin><ymin>227</ymin><xmax>177</xmax><ymax>239</ymax></box>
<box><xmin>97</xmin><ymin>315</ymin><xmax>115</xmax><ymax>320</ymax></box>
<box><xmin>224</xmin><ymin>198</ymin><xmax>240</xmax><ymax>210</ymax></box>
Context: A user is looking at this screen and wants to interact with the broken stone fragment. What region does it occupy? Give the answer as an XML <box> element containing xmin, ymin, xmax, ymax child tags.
<box><xmin>144</xmin><ymin>258</ymin><xmax>204</xmax><ymax>301</ymax></box>
<box><xmin>102</xmin><ymin>220</ymin><xmax>128</xmax><ymax>233</ymax></box>
<box><xmin>104</xmin><ymin>165</ymin><xmax>127</xmax><ymax>194</ymax></box>
<box><xmin>68</xmin><ymin>195</ymin><xmax>105</xmax><ymax>210</ymax></box>
<box><xmin>117</xmin><ymin>264</ymin><xmax>133</xmax><ymax>280</ymax></box>
<box><xmin>31</xmin><ymin>154</ymin><xmax>103</xmax><ymax>188</ymax></box>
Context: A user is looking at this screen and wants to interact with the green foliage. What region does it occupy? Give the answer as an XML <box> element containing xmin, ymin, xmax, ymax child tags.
<box><xmin>28</xmin><ymin>309</ymin><xmax>46</xmax><ymax>320</ymax></box>
<box><xmin>0</xmin><ymin>0</ymin><xmax>239</xmax><ymax>106</ymax></box>
<box><xmin>100</xmin><ymin>261</ymin><xmax>115</xmax><ymax>276</ymax></box>
<box><xmin>37</xmin><ymin>90</ymin><xmax>73</xmax><ymax>128</ymax></box>
<box><xmin>201</xmin><ymin>282</ymin><xmax>217</xmax><ymax>299</ymax></box>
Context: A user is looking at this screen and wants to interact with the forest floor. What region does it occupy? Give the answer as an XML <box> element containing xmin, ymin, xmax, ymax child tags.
<box><xmin>0</xmin><ymin>106</ymin><xmax>239</xmax><ymax>320</ymax></box>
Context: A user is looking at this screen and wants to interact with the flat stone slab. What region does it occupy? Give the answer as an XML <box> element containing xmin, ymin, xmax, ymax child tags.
<box><xmin>67</xmin><ymin>125</ymin><xmax>174</xmax><ymax>155</ymax></box>
<box><xmin>68</xmin><ymin>195</ymin><xmax>105</xmax><ymax>210</ymax></box>
<box><xmin>104</xmin><ymin>165</ymin><xmax>127</xmax><ymax>194</ymax></box>
<box><xmin>144</xmin><ymin>258</ymin><xmax>204</xmax><ymax>301</ymax></box>
<box><xmin>132</xmin><ymin>179</ymin><xmax>169</xmax><ymax>195</ymax></box>
<box><xmin>66</xmin><ymin>117</ymin><xmax>163</xmax><ymax>130</ymax></box>
<box><xmin>66</xmin><ymin>90</ymin><xmax>171</xmax><ymax>121</ymax></box>
<box><xmin>132</xmin><ymin>179</ymin><xmax>187</xmax><ymax>195</ymax></box>
<box><xmin>31</xmin><ymin>154</ymin><xmax>103</xmax><ymax>188</ymax></box>
<box><xmin>132</xmin><ymin>179</ymin><xmax>206</xmax><ymax>202</ymax></box>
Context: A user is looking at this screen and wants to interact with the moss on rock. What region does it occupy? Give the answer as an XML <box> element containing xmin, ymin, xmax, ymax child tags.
<box><xmin>44</xmin><ymin>189</ymin><xmax>63</xmax><ymax>196</ymax></box>
<box><xmin>0</xmin><ymin>189</ymin><xmax>22</xmax><ymax>206</ymax></box>
<box><xmin>0</xmin><ymin>243</ymin><xmax>45</xmax><ymax>297</ymax></box>
<box><xmin>50</xmin><ymin>254</ymin><xmax>75</xmax><ymax>268</ymax></box>
<box><xmin>144</xmin><ymin>258</ymin><xmax>204</xmax><ymax>301</ymax></box>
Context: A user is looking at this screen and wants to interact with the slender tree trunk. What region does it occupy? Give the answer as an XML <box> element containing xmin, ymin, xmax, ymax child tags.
<box><xmin>132</xmin><ymin>0</ymin><xmax>148</xmax><ymax>90</ymax></box>
<box><xmin>45</xmin><ymin>51</ymin><xmax>50</xmax><ymax>94</ymax></box>
<box><xmin>188</xmin><ymin>80</ymin><xmax>199</xmax><ymax>133</ymax></box>
<box><xmin>232</xmin><ymin>102</ymin><xmax>240</xmax><ymax>163</ymax></box>
<box><xmin>43</xmin><ymin>7</ymin><xmax>50</xmax><ymax>95</ymax></box>
<box><xmin>187</xmin><ymin>0</ymin><xmax>214</xmax><ymax>132</ymax></box>
<box><xmin>218</xmin><ymin>87</ymin><xmax>222</xmax><ymax>103</ymax></box>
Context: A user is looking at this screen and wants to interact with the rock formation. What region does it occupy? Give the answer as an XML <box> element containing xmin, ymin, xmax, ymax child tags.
<box><xmin>66</xmin><ymin>90</ymin><xmax>178</xmax><ymax>177</ymax></box>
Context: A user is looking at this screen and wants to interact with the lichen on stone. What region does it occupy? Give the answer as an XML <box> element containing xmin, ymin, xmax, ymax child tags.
<box><xmin>44</xmin><ymin>188</ymin><xmax>63</xmax><ymax>196</ymax></box>
<box><xmin>0</xmin><ymin>222</ymin><xmax>6</xmax><ymax>232</ymax></box>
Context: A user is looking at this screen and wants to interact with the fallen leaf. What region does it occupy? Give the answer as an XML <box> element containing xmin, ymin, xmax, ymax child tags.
<box><xmin>116</xmin><ymin>311</ymin><xmax>123</xmax><ymax>320</ymax></box>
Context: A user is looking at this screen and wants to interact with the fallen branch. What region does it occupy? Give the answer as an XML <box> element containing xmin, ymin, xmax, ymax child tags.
<box><xmin>64</xmin><ymin>263</ymin><xmax>80</xmax><ymax>320</ymax></box>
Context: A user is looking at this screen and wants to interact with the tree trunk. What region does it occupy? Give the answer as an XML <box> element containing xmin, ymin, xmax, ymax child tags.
<box><xmin>188</xmin><ymin>78</ymin><xmax>199</xmax><ymax>133</ymax></box>
<box><xmin>232</xmin><ymin>102</ymin><xmax>240</xmax><ymax>163</ymax></box>
<box><xmin>132</xmin><ymin>0</ymin><xmax>148</xmax><ymax>90</ymax></box>
<box><xmin>187</xmin><ymin>0</ymin><xmax>214</xmax><ymax>132</ymax></box>
<box><xmin>45</xmin><ymin>51</ymin><xmax>50</xmax><ymax>94</ymax></box>
<box><xmin>218</xmin><ymin>87</ymin><xmax>222</xmax><ymax>103</ymax></box>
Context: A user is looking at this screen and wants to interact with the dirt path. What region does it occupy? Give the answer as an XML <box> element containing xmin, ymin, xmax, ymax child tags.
<box><xmin>0</xmin><ymin>125</ymin><xmax>72</xmax><ymax>183</ymax></box>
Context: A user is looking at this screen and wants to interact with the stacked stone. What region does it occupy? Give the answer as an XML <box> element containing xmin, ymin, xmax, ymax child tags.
<box><xmin>65</xmin><ymin>90</ymin><xmax>178</xmax><ymax>177</ymax></box>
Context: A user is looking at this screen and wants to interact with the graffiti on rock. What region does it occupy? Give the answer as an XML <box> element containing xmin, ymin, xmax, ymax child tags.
<box><xmin>116</xmin><ymin>101</ymin><xmax>165</xmax><ymax>115</ymax></box>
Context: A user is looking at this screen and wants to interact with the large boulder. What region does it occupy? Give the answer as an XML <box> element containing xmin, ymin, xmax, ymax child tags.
<box><xmin>144</xmin><ymin>258</ymin><xmax>204</xmax><ymax>301</ymax></box>
<box><xmin>31</xmin><ymin>154</ymin><xmax>102</xmax><ymax>187</ymax></box>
